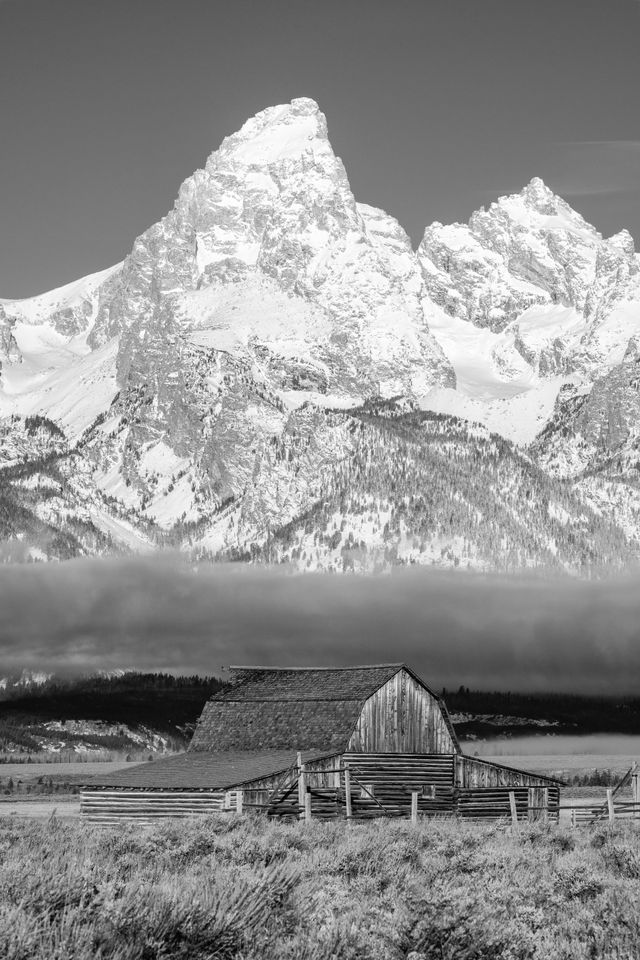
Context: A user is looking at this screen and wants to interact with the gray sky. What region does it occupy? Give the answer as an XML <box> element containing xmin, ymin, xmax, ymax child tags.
<box><xmin>0</xmin><ymin>558</ymin><xmax>639</xmax><ymax>694</ymax></box>
<box><xmin>2</xmin><ymin>0</ymin><xmax>640</xmax><ymax>297</ymax></box>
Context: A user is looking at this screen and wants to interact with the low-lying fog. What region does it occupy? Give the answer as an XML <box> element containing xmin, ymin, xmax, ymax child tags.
<box><xmin>0</xmin><ymin>556</ymin><xmax>638</xmax><ymax>695</ymax></box>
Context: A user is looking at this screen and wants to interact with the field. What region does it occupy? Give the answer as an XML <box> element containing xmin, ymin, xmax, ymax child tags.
<box><xmin>0</xmin><ymin>759</ymin><xmax>142</xmax><ymax>801</ymax></box>
<box><xmin>1</xmin><ymin>814</ymin><xmax>640</xmax><ymax>959</ymax></box>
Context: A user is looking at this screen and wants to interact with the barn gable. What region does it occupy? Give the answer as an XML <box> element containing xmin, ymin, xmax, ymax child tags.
<box><xmin>347</xmin><ymin>668</ymin><xmax>459</xmax><ymax>754</ymax></box>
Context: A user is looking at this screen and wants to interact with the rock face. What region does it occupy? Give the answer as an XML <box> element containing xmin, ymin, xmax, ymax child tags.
<box><xmin>418</xmin><ymin>178</ymin><xmax>604</xmax><ymax>334</ymax></box>
<box><xmin>1</xmin><ymin>100</ymin><xmax>640</xmax><ymax>568</ymax></box>
<box><xmin>95</xmin><ymin>98</ymin><xmax>453</xmax><ymax>398</ymax></box>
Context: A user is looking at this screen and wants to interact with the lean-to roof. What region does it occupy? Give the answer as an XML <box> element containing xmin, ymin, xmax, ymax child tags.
<box><xmin>84</xmin><ymin>749</ymin><xmax>332</xmax><ymax>791</ymax></box>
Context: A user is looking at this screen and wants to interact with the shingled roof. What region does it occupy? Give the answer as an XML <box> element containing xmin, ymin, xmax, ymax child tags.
<box><xmin>85</xmin><ymin>749</ymin><xmax>330</xmax><ymax>791</ymax></box>
<box><xmin>219</xmin><ymin>665</ymin><xmax>406</xmax><ymax>701</ymax></box>
<box><xmin>189</xmin><ymin>664</ymin><xmax>407</xmax><ymax>753</ymax></box>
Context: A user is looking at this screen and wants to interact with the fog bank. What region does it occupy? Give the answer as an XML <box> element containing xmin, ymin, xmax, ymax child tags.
<box><xmin>0</xmin><ymin>557</ymin><xmax>638</xmax><ymax>694</ymax></box>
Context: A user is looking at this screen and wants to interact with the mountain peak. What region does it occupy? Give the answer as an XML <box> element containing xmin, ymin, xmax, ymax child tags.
<box><xmin>214</xmin><ymin>97</ymin><xmax>330</xmax><ymax>167</ymax></box>
<box><xmin>520</xmin><ymin>176</ymin><xmax>560</xmax><ymax>211</ymax></box>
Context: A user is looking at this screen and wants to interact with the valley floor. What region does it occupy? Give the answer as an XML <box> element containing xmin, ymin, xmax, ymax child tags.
<box><xmin>1</xmin><ymin>813</ymin><xmax>640</xmax><ymax>959</ymax></box>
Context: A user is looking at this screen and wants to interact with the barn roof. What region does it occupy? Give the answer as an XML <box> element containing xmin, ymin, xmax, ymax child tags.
<box><xmin>189</xmin><ymin>664</ymin><xmax>411</xmax><ymax>753</ymax></box>
<box><xmin>220</xmin><ymin>664</ymin><xmax>407</xmax><ymax>701</ymax></box>
<box><xmin>84</xmin><ymin>749</ymin><xmax>332</xmax><ymax>791</ymax></box>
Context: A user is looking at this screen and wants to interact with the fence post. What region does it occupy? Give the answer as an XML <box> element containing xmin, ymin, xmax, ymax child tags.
<box><xmin>632</xmin><ymin>763</ymin><xmax>639</xmax><ymax>819</ymax></box>
<box><xmin>236</xmin><ymin>789</ymin><xmax>243</xmax><ymax>815</ymax></box>
<box><xmin>607</xmin><ymin>788</ymin><xmax>615</xmax><ymax>823</ymax></box>
<box><xmin>344</xmin><ymin>763</ymin><xmax>352</xmax><ymax>820</ymax></box>
<box><xmin>527</xmin><ymin>788</ymin><xmax>535</xmax><ymax>823</ymax></box>
<box><xmin>542</xmin><ymin>787</ymin><xmax>549</xmax><ymax>823</ymax></box>
<box><xmin>298</xmin><ymin>760</ymin><xmax>306</xmax><ymax>821</ymax></box>
<box><xmin>304</xmin><ymin>786</ymin><xmax>312</xmax><ymax>823</ymax></box>
<box><xmin>509</xmin><ymin>791</ymin><xmax>518</xmax><ymax>826</ymax></box>
<box><xmin>411</xmin><ymin>790</ymin><xmax>419</xmax><ymax>824</ymax></box>
<box><xmin>571</xmin><ymin>807</ymin><xmax>576</xmax><ymax>828</ymax></box>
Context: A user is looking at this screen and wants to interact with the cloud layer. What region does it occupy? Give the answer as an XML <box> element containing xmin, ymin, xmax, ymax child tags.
<box><xmin>0</xmin><ymin>557</ymin><xmax>638</xmax><ymax>694</ymax></box>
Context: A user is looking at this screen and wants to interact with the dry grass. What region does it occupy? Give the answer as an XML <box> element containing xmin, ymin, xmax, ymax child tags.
<box><xmin>1</xmin><ymin>814</ymin><xmax>640</xmax><ymax>959</ymax></box>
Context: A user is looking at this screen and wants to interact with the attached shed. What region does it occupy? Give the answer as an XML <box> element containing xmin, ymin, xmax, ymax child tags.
<box><xmin>81</xmin><ymin>664</ymin><xmax>562</xmax><ymax>823</ymax></box>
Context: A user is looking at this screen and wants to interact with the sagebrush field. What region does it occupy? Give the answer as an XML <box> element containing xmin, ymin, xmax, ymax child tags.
<box><xmin>1</xmin><ymin>815</ymin><xmax>640</xmax><ymax>959</ymax></box>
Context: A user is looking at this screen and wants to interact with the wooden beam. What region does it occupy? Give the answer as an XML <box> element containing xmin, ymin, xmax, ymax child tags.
<box><xmin>236</xmin><ymin>790</ymin><xmax>243</xmax><ymax>815</ymax></box>
<box><xmin>304</xmin><ymin>786</ymin><xmax>312</xmax><ymax>823</ymax></box>
<box><xmin>344</xmin><ymin>764</ymin><xmax>352</xmax><ymax>820</ymax></box>
<box><xmin>411</xmin><ymin>791</ymin><xmax>419</xmax><ymax>824</ymax></box>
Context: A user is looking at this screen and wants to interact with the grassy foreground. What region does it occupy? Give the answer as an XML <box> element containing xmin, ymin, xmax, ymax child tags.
<box><xmin>1</xmin><ymin>815</ymin><xmax>640</xmax><ymax>959</ymax></box>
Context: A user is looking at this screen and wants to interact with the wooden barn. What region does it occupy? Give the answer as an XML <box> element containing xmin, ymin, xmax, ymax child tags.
<box><xmin>81</xmin><ymin>664</ymin><xmax>562</xmax><ymax>824</ymax></box>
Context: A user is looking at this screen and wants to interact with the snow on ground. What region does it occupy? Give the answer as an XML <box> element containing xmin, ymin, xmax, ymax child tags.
<box><xmin>0</xmin><ymin>262</ymin><xmax>121</xmax><ymax>324</ymax></box>
<box><xmin>181</xmin><ymin>274</ymin><xmax>332</xmax><ymax>363</ymax></box>
<box><xmin>144</xmin><ymin>473</ymin><xmax>199</xmax><ymax>528</ymax></box>
<box><xmin>422</xmin><ymin>303</ymin><xmax>568</xmax><ymax>444</ymax></box>
<box><xmin>0</xmin><ymin>324</ymin><xmax>120</xmax><ymax>439</ymax></box>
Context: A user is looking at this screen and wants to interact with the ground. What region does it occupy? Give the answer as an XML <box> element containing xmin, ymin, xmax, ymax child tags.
<box><xmin>1</xmin><ymin>814</ymin><xmax>640</xmax><ymax>959</ymax></box>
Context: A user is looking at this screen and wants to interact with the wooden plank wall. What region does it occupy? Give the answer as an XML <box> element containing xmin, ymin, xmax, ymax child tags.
<box><xmin>80</xmin><ymin>788</ymin><xmax>227</xmax><ymax>824</ymax></box>
<box><xmin>243</xmin><ymin>754</ymin><xmax>342</xmax><ymax>815</ymax></box>
<box><xmin>347</xmin><ymin>670</ymin><xmax>457</xmax><ymax>754</ymax></box>
<box><xmin>457</xmin><ymin>755</ymin><xmax>558</xmax><ymax>789</ymax></box>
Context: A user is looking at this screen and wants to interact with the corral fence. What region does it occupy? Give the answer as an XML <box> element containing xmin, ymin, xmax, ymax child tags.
<box><xmin>558</xmin><ymin>762</ymin><xmax>640</xmax><ymax>826</ymax></box>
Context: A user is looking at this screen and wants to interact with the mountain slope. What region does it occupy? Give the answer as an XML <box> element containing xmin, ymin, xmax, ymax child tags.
<box><xmin>218</xmin><ymin>403</ymin><xmax>633</xmax><ymax>574</ymax></box>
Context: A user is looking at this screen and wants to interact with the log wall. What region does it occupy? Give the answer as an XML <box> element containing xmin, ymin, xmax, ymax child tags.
<box><xmin>80</xmin><ymin>788</ymin><xmax>228</xmax><ymax>824</ymax></box>
<box><xmin>457</xmin><ymin>786</ymin><xmax>560</xmax><ymax>822</ymax></box>
<box><xmin>342</xmin><ymin>752</ymin><xmax>456</xmax><ymax>818</ymax></box>
<box><xmin>347</xmin><ymin>669</ymin><xmax>457</xmax><ymax>753</ymax></box>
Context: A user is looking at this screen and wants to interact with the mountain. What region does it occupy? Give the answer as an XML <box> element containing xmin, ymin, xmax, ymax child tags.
<box><xmin>0</xmin><ymin>673</ymin><xmax>224</xmax><ymax>758</ymax></box>
<box><xmin>1</xmin><ymin>99</ymin><xmax>639</xmax><ymax>570</ymax></box>
<box><xmin>418</xmin><ymin>178</ymin><xmax>640</xmax><ymax>445</ymax></box>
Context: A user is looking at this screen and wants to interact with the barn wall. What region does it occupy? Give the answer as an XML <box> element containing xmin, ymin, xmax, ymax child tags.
<box><xmin>456</xmin><ymin>755</ymin><xmax>558</xmax><ymax>789</ymax></box>
<box><xmin>242</xmin><ymin>754</ymin><xmax>342</xmax><ymax>814</ymax></box>
<box><xmin>347</xmin><ymin>669</ymin><xmax>457</xmax><ymax>753</ymax></box>
<box><xmin>80</xmin><ymin>788</ymin><xmax>226</xmax><ymax>823</ymax></box>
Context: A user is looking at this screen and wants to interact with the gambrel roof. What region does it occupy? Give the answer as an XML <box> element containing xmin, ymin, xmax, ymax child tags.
<box><xmin>189</xmin><ymin>663</ymin><xmax>459</xmax><ymax>754</ymax></box>
<box><xmin>220</xmin><ymin>664</ymin><xmax>406</xmax><ymax>701</ymax></box>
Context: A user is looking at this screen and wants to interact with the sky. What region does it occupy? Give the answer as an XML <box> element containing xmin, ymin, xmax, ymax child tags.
<box><xmin>1</xmin><ymin>558</ymin><xmax>639</xmax><ymax>694</ymax></box>
<box><xmin>2</xmin><ymin>0</ymin><xmax>640</xmax><ymax>297</ymax></box>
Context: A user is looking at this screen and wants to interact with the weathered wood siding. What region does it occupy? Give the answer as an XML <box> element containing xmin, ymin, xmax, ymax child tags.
<box><xmin>347</xmin><ymin>668</ymin><xmax>457</xmax><ymax>753</ymax></box>
<box><xmin>80</xmin><ymin>787</ymin><xmax>227</xmax><ymax>823</ymax></box>
<box><xmin>243</xmin><ymin>754</ymin><xmax>342</xmax><ymax>814</ymax></box>
<box><xmin>456</xmin><ymin>755</ymin><xmax>560</xmax><ymax>789</ymax></box>
<box><xmin>343</xmin><ymin>752</ymin><xmax>456</xmax><ymax>817</ymax></box>
<box><xmin>457</xmin><ymin>786</ymin><xmax>560</xmax><ymax>822</ymax></box>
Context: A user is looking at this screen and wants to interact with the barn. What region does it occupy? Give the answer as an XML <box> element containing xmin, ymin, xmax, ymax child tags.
<box><xmin>81</xmin><ymin>664</ymin><xmax>562</xmax><ymax>823</ymax></box>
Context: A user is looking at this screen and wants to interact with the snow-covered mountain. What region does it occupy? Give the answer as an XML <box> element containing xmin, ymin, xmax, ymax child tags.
<box><xmin>418</xmin><ymin>178</ymin><xmax>640</xmax><ymax>445</ymax></box>
<box><xmin>1</xmin><ymin>98</ymin><xmax>639</xmax><ymax>570</ymax></box>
